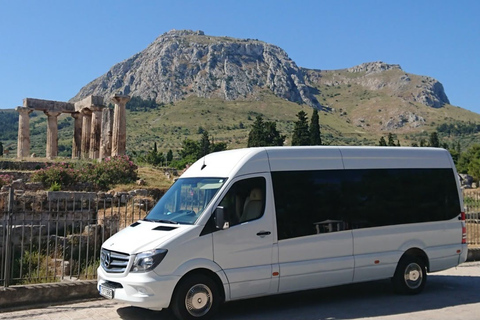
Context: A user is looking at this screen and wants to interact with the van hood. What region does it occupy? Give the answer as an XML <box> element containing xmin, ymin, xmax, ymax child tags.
<box><xmin>101</xmin><ymin>220</ymin><xmax>196</xmax><ymax>254</ymax></box>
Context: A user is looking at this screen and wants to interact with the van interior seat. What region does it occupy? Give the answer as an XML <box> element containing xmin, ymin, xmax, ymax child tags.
<box><xmin>241</xmin><ymin>188</ymin><xmax>263</xmax><ymax>222</ymax></box>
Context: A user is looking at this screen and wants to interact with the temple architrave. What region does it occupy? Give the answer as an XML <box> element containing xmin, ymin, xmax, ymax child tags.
<box><xmin>16</xmin><ymin>94</ymin><xmax>130</xmax><ymax>160</ymax></box>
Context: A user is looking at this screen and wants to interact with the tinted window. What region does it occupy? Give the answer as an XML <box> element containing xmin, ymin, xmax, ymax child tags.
<box><xmin>218</xmin><ymin>177</ymin><xmax>266</xmax><ymax>227</ymax></box>
<box><xmin>272</xmin><ymin>169</ymin><xmax>460</xmax><ymax>240</ymax></box>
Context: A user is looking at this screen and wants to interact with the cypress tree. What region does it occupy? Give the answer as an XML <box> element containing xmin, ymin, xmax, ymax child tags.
<box><xmin>166</xmin><ymin>149</ymin><xmax>173</xmax><ymax>163</ymax></box>
<box><xmin>429</xmin><ymin>131</ymin><xmax>440</xmax><ymax>148</ymax></box>
<box><xmin>378</xmin><ymin>136</ymin><xmax>387</xmax><ymax>146</ymax></box>
<box><xmin>292</xmin><ymin>111</ymin><xmax>310</xmax><ymax>146</ymax></box>
<box><xmin>264</xmin><ymin>122</ymin><xmax>286</xmax><ymax>146</ymax></box>
<box><xmin>199</xmin><ymin>131</ymin><xmax>211</xmax><ymax>157</ymax></box>
<box><xmin>247</xmin><ymin>116</ymin><xmax>266</xmax><ymax>147</ymax></box>
<box><xmin>309</xmin><ymin>109</ymin><xmax>321</xmax><ymax>145</ymax></box>
<box><xmin>387</xmin><ymin>133</ymin><xmax>396</xmax><ymax>146</ymax></box>
<box><xmin>0</xmin><ymin>142</ymin><xmax>3</xmax><ymax>157</ymax></box>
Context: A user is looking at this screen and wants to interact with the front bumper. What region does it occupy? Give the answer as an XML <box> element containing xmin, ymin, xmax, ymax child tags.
<box><xmin>97</xmin><ymin>266</ymin><xmax>180</xmax><ymax>311</ymax></box>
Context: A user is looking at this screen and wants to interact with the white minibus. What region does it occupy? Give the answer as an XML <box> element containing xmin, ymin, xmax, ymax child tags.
<box><xmin>97</xmin><ymin>146</ymin><xmax>467</xmax><ymax>320</ymax></box>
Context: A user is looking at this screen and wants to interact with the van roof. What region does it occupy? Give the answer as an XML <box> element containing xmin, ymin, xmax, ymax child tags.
<box><xmin>180</xmin><ymin>146</ymin><xmax>454</xmax><ymax>178</ymax></box>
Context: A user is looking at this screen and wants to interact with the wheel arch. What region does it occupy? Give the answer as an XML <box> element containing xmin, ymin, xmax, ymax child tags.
<box><xmin>400</xmin><ymin>248</ymin><xmax>430</xmax><ymax>272</ymax></box>
<box><xmin>170</xmin><ymin>268</ymin><xmax>226</xmax><ymax>307</ymax></box>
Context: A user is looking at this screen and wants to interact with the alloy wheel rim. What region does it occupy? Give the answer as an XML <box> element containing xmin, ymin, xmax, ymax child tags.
<box><xmin>185</xmin><ymin>283</ymin><xmax>213</xmax><ymax>317</ymax></box>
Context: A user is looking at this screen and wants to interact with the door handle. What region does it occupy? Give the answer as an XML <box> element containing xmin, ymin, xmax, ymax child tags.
<box><xmin>256</xmin><ymin>231</ymin><xmax>271</xmax><ymax>237</ymax></box>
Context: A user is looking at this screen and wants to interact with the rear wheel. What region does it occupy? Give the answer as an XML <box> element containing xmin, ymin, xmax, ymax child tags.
<box><xmin>171</xmin><ymin>274</ymin><xmax>221</xmax><ymax>320</ymax></box>
<box><xmin>392</xmin><ymin>255</ymin><xmax>427</xmax><ymax>294</ymax></box>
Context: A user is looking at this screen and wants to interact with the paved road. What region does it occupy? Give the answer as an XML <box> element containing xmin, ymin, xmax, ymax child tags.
<box><xmin>1</xmin><ymin>262</ymin><xmax>479</xmax><ymax>320</ymax></box>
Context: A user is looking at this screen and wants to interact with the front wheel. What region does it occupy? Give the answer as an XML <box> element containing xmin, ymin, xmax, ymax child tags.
<box><xmin>392</xmin><ymin>256</ymin><xmax>427</xmax><ymax>294</ymax></box>
<box><xmin>171</xmin><ymin>274</ymin><xmax>221</xmax><ymax>320</ymax></box>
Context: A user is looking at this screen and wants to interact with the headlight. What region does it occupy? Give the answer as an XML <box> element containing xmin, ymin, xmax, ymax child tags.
<box><xmin>130</xmin><ymin>249</ymin><xmax>168</xmax><ymax>273</ymax></box>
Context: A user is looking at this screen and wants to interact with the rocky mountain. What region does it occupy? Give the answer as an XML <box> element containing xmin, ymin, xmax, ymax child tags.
<box><xmin>71</xmin><ymin>29</ymin><xmax>320</xmax><ymax>108</ymax></box>
<box><xmin>305</xmin><ymin>61</ymin><xmax>449</xmax><ymax>109</ymax></box>
<box><xmin>4</xmin><ymin>30</ymin><xmax>480</xmax><ymax>158</ymax></box>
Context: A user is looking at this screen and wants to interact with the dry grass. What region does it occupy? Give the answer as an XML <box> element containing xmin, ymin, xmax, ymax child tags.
<box><xmin>109</xmin><ymin>166</ymin><xmax>175</xmax><ymax>193</ymax></box>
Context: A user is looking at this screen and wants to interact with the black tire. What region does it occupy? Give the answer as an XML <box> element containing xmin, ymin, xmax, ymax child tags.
<box><xmin>392</xmin><ymin>255</ymin><xmax>427</xmax><ymax>295</ymax></box>
<box><xmin>171</xmin><ymin>274</ymin><xmax>222</xmax><ymax>320</ymax></box>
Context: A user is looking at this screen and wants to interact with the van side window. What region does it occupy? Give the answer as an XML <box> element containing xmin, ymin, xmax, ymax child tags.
<box><xmin>272</xmin><ymin>168</ymin><xmax>460</xmax><ymax>241</ymax></box>
<box><xmin>218</xmin><ymin>177</ymin><xmax>266</xmax><ymax>227</ymax></box>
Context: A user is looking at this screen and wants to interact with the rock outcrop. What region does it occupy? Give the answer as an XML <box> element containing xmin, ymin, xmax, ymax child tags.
<box><xmin>71</xmin><ymin>30</ymin><xmax>321</xmax><ymax>109</ymax></box>
<box><xmin>305</xmin><ymin>61</ymin><xmax>450</xmax><ymax>109</ymax></box>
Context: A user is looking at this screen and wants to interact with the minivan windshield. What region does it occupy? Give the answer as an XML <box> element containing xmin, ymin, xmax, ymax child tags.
<box><xmin>144</xmin><ymin>177</ymin><xmax>226</xmax><ymax>225</ymax></box>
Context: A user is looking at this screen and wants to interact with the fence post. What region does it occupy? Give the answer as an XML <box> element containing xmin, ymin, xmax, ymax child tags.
<box><xmin>3</xmin><ymin>187</ymin><xmax>13</xmax><ymax>287</ymax></box>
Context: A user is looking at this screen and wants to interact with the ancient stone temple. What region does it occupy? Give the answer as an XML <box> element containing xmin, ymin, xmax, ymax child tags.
<box><xmin>17</xmin><ymin>94</ymin><xmax>130</xmax><ymax>160</ymax></box>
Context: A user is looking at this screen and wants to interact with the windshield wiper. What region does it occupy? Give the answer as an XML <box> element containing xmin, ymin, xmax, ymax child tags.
<box><xmin>143</xmin><ymin>218</ymin><xmax>179</xmax><ymax>224</ymax></box>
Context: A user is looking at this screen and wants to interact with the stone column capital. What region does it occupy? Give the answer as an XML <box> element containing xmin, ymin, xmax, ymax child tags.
<box><xmin>15</xmin><ymin>106</ymin><xmax>33</xmax><ymax>115</ymax></box>
<box><xmin>81</xmin><ymin>108</ymin><xmax>92</xmax><ymax>116</ymax></box>
<box><xmin>111</xmin><ymin>94</ymin><xmax>131</xmax><ymax>105</ymax></box>
<box><xmin>44</xmin><ymin>110</ymin><xmax>62</xmax><ymax>117</ymax></box>
<box><xmin>71</xmin><ymin>112</ymin><xmax>83</xmax><ymax>119</ymax></box>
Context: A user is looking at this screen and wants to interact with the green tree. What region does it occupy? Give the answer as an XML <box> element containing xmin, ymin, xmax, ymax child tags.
<box><xmin>247</xmin><ymin>115</ymin><xmax>285</xmax><ymax>147</ymax></box>
<box><xmin>142</xmin><ymin>142</ymin><xmax>164</xmax><ymax>166</ymax></box>
<box><xmin>292</xmin><ymin>111</ymin><xmax>310</xmax><ymax>146</ymax></box>
<box><xmin>429</xmin><ymin>131</ymin><xmax>440</xmax><ymax>148</ymax></box>
<box><xmin>198</xmin><ymin>131</ymin><xmax>211</xmax><ymax>158</ymax></box>
<box><xmin>0</xmin><ymin>141</ymin><xmax>3</xmax><ymax>157</ymax></box>
<box><xmin>309</xmin><ymin>109</ymin><xmax>321</xmax><ymax>145</ymax></box>
<box><xmin>126</xmin><ymin>96</ymin><xmax>160</xmax><ymax>111</ymax></box>
<box><xmin>180</xmin><ymin>139</ymin><xmax>200</xmax><ymax>159</ymax></box>
<box><xmin>378</xmin><ymin>136</ymin><xmax>387</xmax><ymax>146</ymax></box>
<box><xmin>211</xmin><ymin>142</ymin><xmax>228</xmax><ymax>152</ymax></box>
<box><xmin>264</xmin><ymin>122</ymin><xmax>286</xmax><ymax>146</ymax></box>
<box><xmin>247</xmin><ymin>116</ymin><xmax>266</xmax><ymax>147</ymax></box>
<box><xmin>457</xmin><ymin>144</ymin><xmax>480</xmax><ymax>174</ymax></box>
<box><xmin>166</xmin><ymin>149</ymin><xmax>173</xmax><ymax>163</ymax></box>
<box><xmin>176</xmin><ymin>131</ymin><xmax>228</xmax><ymax>168</ymax></box>
<box><xmin>387</xmin><ymin>133</ymin><xmax>396</xmax><ymax>146</ymax></box>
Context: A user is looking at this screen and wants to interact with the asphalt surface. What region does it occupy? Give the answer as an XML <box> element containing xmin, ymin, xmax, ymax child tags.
<box><xmin>1</xmin><ymin>261</ymin><xmax>479</xmax><ymax>320</ymax></box>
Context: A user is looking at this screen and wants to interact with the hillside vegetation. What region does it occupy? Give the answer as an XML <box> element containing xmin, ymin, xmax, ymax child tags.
<box><xmin>3</xmin><ymin>91</ymin><xmax>480</xmax><ymax>158</ymax></box>
<box><xmin>2</xmin><ymin>31</ymin><xmax>480</xmax><ymax>157</ymax></box>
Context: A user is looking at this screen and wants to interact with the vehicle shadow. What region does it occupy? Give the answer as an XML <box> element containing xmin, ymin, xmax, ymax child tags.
<box><xmin>116</xmin><ymin>274</ymin><xmax>480</xmax><ymax>320</ymax></box>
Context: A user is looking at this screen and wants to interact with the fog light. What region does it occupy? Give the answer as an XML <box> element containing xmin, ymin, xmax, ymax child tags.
<box><xmin>137</xmin><ymin>287</ymin><xmax>148</xmax><ymax>295</ymax></box>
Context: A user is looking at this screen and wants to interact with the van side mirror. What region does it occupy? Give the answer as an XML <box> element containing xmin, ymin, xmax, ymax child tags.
<box><xmin>214</xmin><ymin>206</ymin><xmax>229</xmax><ymax>230</ymax></box>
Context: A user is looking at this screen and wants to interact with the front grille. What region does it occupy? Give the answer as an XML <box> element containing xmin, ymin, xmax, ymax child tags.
<box><xmin>100</xmin><ymin>248</ymin><xmax>130</xmax><ymax>273</ymax></box>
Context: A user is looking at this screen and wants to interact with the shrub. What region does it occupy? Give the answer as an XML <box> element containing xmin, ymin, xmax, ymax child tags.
<box><xmin>87</xmin><ymin>155</ymin><xmax>138</xmax><ymax>189</ymax></box>
<box><xmin>31</xmin><ymin>156</ymin><xmax>138</xmax><ymax>191</ymax></box>
<box><xmin>31</xmin><ymin>162</ymin><xmax>76</xmax><ymax>187</ymax></box>
<box><xmin>49</xmin><ymin>181</ymin><xmax>61</xmax><ymax>191</ymax></box>
<box><xmin>0</xmin><ymin>174</ymin><xmax>14</xmax><ymax>187</ymax></box>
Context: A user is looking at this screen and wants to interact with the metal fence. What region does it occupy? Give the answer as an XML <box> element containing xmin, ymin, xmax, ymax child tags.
<box><xmin>463</xmin><ymin>191</ymin><xmax>480</xmax><ymax>247</ymax></box>
<box><xmin>1</xmin><ymin>188</ymin><xmax>480</xmax><ymax>288</ymax></box>
<box><xmin>1</xmin><ymin>188</ymin><xmax>152</xmax><ymax>287</ymax></box>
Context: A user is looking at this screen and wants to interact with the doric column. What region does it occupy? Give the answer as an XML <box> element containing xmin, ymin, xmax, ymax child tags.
<box><xmin>111</xmin><ymin>94</ymin><xmax>130</xmax><ymax>157</ymax></box>
<box><xmin>81</xmin><ymin>109</ymin><xmax>92</xmax><ymax>159</ymax></box>
<box><xmin>100</xmin><ymin>107</ymin><xmax>114</xmax><ymax>160</ymax></box>
<box><xmin>16</xmin><ymin>107</ymin><xmax>33</xmax><ymax>158</ymax></box>
<box><xmin>44</xmin><ymin>111</ymin><xmax>61</xmax><ymax>159</ymax></box>
<box><xmin>71</xmin><ymin>112</ymin><xmax>83</xmax><ymax>159</ymax></box>
<box><xmin>89</xmin><ymin>110</ymin><xmax>102</xmax><ymax>159</ymax></box>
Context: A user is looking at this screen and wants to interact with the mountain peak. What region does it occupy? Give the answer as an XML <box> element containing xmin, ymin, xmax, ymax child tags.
<box><xmin>71</xmin><ymin>31</ymin><xmax>320</xmax><ymax>108</ymax></box>
<box><xmin>347</xmin><ymin>61</ymin><xmax>402</xmax><ymax>74</ymax></box>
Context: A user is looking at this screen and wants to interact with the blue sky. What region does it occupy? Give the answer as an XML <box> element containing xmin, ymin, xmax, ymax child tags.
<box><xmin>1</xmin><ymin>0</ymin><xmax>479</xmax><ymax>113</ymax></box>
